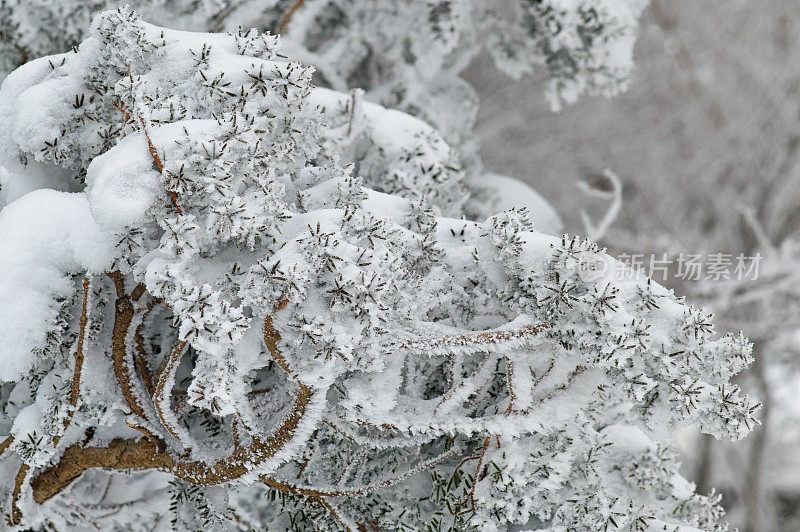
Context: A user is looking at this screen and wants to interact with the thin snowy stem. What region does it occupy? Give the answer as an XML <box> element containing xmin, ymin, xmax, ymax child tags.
<box><xmin>53</xmin><ymin>276</ymin><xmax>91</xmax><ymax>445</ymax></box>
<box><xmin>152</xmin><ymin>340</ymin><xmax>190</xmax><ymax>445</ymax></box>
<box><xmin>504</xmin><ymin>357</ymin><xmax>516</xmax><ymax>414</ymax></box>
<box><xmin>69</xmin><ymin>276</ymin><xmax>91</xmax><ymax>410</ymax></box>
<box><xmin>133</xmin><ymin>300</ymin><xmax>158</xmax><ymax>396</ymax></box>
<box><xmin>403</xmin><ymin>323</ymin><xmax>547</xmax><ymax>357</ymax></box>
<box><xmin>0</xmin><ymin>436</ymin><xmax>12</xmax><ymax>459</ymax></box>
<box><xmin>261</xmin><ymin>447</ymin><xmax>457</xmax><ymax>498</ymax></box>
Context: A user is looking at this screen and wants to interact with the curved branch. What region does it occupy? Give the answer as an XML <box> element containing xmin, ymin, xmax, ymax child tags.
<box><xmin>28</xmin><ymin>302</ymin><xmax>317</xmax><ymax>507</ymax></box>
<box><xmin>277</xmin><ymin>0</ymin><xmax>309</xmax><ymax>35</ymax></box>
<box><xmin>171</xmin><ymin>381</ymin><xmax>313</xmax><ymax>484</ymax></box>
<box><xmin>110</xmin><ymin>273</ymin><xmax>147</xmax><ymax>419</ymax></box>
<box><xmin>31</xmin><ymin>439</ymin><xmax>173</xmax><ymax>504</ymax></box>
<box><xmin>168</xmin><ymin>304</ymin><xmax>315</xmax><ymax>483</ymax></box>
<box><xmin>29</xmin><ymin>383</ymin><xmax>315</xmax><ymax>503</ymax></box>
<box><xmin>152</xmin><ymin>340</ymin><xmax>189</xmax><ymax>444</ymax></box>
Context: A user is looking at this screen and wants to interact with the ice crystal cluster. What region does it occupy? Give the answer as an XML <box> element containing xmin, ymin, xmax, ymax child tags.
<box><xmin>0</xmin><ymin>8</ymin><xmax>758</xmax><ymax>531</ymax></box>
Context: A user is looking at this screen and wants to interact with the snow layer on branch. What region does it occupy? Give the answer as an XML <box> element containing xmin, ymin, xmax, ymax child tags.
<box><xmin>0</xmin><ymin>190</ymin><xmax>115</xmax><ymax>381</ymax></box>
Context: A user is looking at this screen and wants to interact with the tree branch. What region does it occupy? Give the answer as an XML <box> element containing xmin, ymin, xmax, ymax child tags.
<box><xmin>30</xmin><ymin>438</ymin><xmax>173</xmax><ymax>504</ymax></box>
<box><xmin>110</xmin><ymin>273</ymin><xmax>147</xmax><ymax>420</ymax></box>
<box><xmin>69</xmin><ymin>276</ymin><xmax>91</xmax><ymax>410</ymax></box>
<box><xmin>8</xmin><ymin>463</ymin><xmax>29</xmax><ymax>525</ymax></box>
<box><xmin>277</xmin><ymin>0</ymin><xmax>309</xmax><ymax>35</ymax></box>
<box><xmin>27</xmin><ymin>303</ymin><xmax>316</xmax><ymax>508</ymax></box>
<box><xmin>403</xmin><ymin>322</ymin><xmax>548</xmax><ymax>357</ymax></box>
<box><xmin>135</xmin><ymin>112</ymin><xmax>183</xmax><ymax>215</ymax></box>
<box><xmin>152</xmin><ymin>339</ymin><xmax>189</xmax><ymax>444</ymax></box>
<box><xmin>0</xmin><ymin>436</ymin><xmax>12</xmax><ymax>459</ymax></box>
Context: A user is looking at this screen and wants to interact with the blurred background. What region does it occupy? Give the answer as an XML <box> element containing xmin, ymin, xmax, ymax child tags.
<box><xmin>467</xmin><ymin>1</ymin><xmax>800</xmax><ymax>530</ymax></box>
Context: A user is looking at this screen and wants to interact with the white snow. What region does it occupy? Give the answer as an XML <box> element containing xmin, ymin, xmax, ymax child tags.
<box><xmin>0</xmin><ymin>190</ymin><xmax>116</xmax><ymax>381</ymax></box>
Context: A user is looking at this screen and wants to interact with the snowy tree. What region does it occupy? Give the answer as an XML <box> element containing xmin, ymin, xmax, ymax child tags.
<box><xmin>0</xmin><ymin>0</ymin><xmax>648</xmax><ymax>226</ymax></box>
<box><xmin>0</xmin><ymin>9</ymin><xmax>758</xmax><ymax>530</ymax></box>
<box><xmin>468</xmin><ymin>2</ymin><xmax>800</xmax><ymax>528</ymax></box>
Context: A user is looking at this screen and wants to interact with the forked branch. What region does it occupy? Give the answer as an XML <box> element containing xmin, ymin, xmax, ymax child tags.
<box><xmin>27</xmin><ymin>298</ymin><xmax>315</xmax><ymax>507</ymax></box>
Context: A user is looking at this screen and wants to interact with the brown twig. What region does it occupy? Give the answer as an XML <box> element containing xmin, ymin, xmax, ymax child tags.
<box><xmin>125</xmin><ymin>421</ymin><xmax>166</xmax><ymax>452</ymax></box>
<box><xmin>152</xmin><ymin>340</ymin><xmax>189</xmax><ymax>444</ymax></box>
<box><xmin>8</xmin><ymin>463</ymin><xmax>30</xmax><ymax>525</ymax></box>
<box><xmin>133</xmin><ymin>301</ymin><xmax>158</xmax><ymax>397</ymax></box>
<box><xmin>53</xmin><ymin>277</ymin><xmax>92</xmax><ymax>446</ymax></box>
<box><xmin>453</xmin><ymin>436</ymin><xmax>492</xmax><ymax>517</ymax></box>
<box><xmin>316</xmin><ymin>497</ymin><xmax>353</xmax><ymax>532</ymax></box>
<box><xmin>109</xmin><ymin>273</ymin><xmax>147</xmax><ymax>419</ymax></box>
<box><xmin>112</xmin><ymin>100</ymin><xmax>130</xmax><ymax>124</ymax></box>
<box><xmin>277</xmin><ymin>0</ymin><xmax>308</xmax><ymax>35</ymax></box>
<box><xmin>504</xmin><ymin>357</ymin><xmax>516</xmax><ymax>414</ymax></box>
<box><xmin>135</xmin><ymin>112</ymin><xmax>183</xmax><ymax>215</ymax></box>
<box><xmin>0</xmin><ymin>436</ymin><xmax>12</xmax><ymax>459</ymax></box>
<box><xmin>69</xmin><ymin>277</ymin><xmax>91</xmax><ymax>409</ymax></box>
